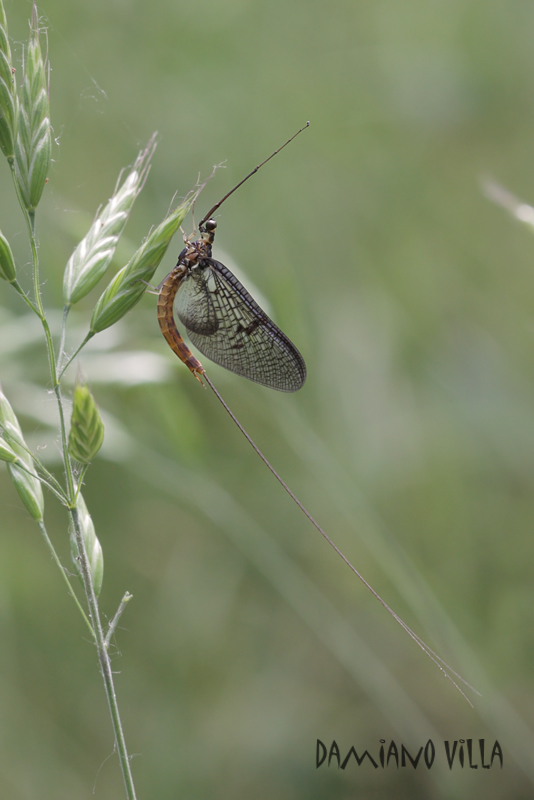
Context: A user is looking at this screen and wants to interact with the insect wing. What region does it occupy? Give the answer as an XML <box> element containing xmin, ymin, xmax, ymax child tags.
<box><xmin>173</xmin><ymin>265</ymin><xmax>219</xmax><ymax>335</ymax></box>
<box><xmin>174</xmin><ymin>260</ymin><xmax>306</xmax><ymax>392</ymax></box>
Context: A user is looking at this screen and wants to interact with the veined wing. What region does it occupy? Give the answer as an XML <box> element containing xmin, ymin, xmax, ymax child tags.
<box><xmin>174</xmin><ymin>259</ymin><xmax>306</xmax><ymax>392</ymax></box>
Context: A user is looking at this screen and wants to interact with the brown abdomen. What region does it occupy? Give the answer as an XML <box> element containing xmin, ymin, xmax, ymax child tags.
<box><xmin>157</xmin><ymin>269</ymin><xmax>205</xmax><ymax>382</ymax></box>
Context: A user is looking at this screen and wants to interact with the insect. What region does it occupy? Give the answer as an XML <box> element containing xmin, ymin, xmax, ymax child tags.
<box><xmin>157</xmin><ymin>124</ymin><xmax>309</xmax><ymax>392</ymax></box>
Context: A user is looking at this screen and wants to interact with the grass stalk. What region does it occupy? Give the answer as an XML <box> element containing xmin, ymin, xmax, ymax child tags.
<box><xmin>70</xmin><ymin>506</ymin><xmax>137</xmax><ymax>800</ymax></box>
<box><xmin>7</xmin><ymin>107</ymin><xmax>138</xmax><ymax>800</ymax></box>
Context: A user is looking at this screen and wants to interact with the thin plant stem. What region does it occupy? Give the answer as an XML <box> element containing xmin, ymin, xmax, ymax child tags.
<box><xmin>9</xmin><ymin>166</ymin><xmax>138</xmax><ymax>799</ymax></box>
<box><xmin>58</xmin><ymin>332</ymin><xmax>93</xmax><ymax>381</ymax></box>
<box><xmin>38</xmin><ymin>520</ymin><xmax>94</xmax><ymax>638</ymax></box>
<box><xmin>10</xmin><ymin>279</ymin><xmax>39</xmax><ymax>314</ymax></box>
<box><xmin>0</xmin><ymin>425</ymin><xmax>68</xmax><ymax>502</ymax></box>
<box><xmin>27</xmin><ymin>211</ymin><xmax>76</xmax><ymax>501</ymax></box>
<box><xmin>11</xmin><ymin>459</ymin><xmax>66</xmax><ymax>505</ymax></box>
<box><xmin>10</xmin><ymin>167</ymin><xmax>76</xmax><ymax>500</ymax></box>
<box><xmin>71</xmin><ymin>507</ymin><xmax>137</xmax><ymax>800</ymax></box>
<box><xmin>73</xmin><ymin>465</ymin><xmax>88</xmax><ymax>504</ymax></box>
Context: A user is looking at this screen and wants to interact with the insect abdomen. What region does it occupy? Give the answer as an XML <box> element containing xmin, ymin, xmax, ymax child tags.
<box><xmin>157</xmin><ymin>268</ymin><xmax>206</xmax><ymax>382</ymax></box>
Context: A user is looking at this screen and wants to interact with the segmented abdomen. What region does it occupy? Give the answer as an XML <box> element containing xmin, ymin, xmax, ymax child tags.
<box><xmin>157</xmin><ymin>268</ymin><xmax>205</xmax><ymax>382</ymax></box>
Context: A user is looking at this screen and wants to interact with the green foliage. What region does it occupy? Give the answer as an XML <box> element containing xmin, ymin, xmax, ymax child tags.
<box><xmin>0</xmin><ymin>0</ymin><xmax>16</xmax><ymax>159</ymax></box>
<box><xmin>69</xmin><ymin>492</ymin><xmax>104</xmax><ymax>597</ymax></box>
<box><xmin>13</xmin><ymin>5</ymin><xmax>50</xmax><ymax>211</ymax></box>
<box><xmin>89</xmin><ymin>198</ymin><xmax>191</xmax><ymax>333</ymax></box>
<box><xmin>68</xmin><ymin>382</ymin><xmax>105</xmax><ymax>464</ymax></box>
<box><xmin>0</xmin><ymin>229</ymin><xmax>15</xmax><ymax>282</ymax></box>
<box><xmin>0</xmin><ymin>386</ymin><xmax>44</xmax><ymax>521</ymax></box>
<box><xmin>63</xmin><ymin>136</ymin><xmax>156</xmax><ymax>306</ymax></box>
<box><xmin>0</xmin><ymin>436</ymin><xmax>17</xmax><ymax>463</ymax></box>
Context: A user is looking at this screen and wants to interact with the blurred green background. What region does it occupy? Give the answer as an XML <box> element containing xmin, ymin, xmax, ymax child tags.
<box><xmin>1</xmin><ymin>0</ymin><xmax>534</xmax><ymax>797</ymax></box>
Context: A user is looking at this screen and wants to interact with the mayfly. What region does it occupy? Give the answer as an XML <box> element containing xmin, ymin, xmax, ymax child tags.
<box><xmin>157</xmin><ymin>123</ymin><xmax>308</xmax><ymax>391</ymax></box>
<box><xmin>156</xmin><ymin>125</ymin><xmax>477</xmax><ymax>704</ymax></box>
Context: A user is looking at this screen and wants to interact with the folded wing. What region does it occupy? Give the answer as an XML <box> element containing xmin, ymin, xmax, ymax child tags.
<box><xmin>174</xmin><ymin>259</ymin><xmax>306</xmax><ymax>392</ymax></box>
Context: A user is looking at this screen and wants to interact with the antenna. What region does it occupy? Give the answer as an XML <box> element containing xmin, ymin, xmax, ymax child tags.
<box><xmin>198</xmin><ymin>121</ymin><xmax>310</xmax><ymax>230</ymax></box>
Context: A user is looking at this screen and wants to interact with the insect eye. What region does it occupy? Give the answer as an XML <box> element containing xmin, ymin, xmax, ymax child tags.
<box><xmin>205</xmin><ymin>219</ymin><xmax>217</xmax><ymax>232</ymax></box>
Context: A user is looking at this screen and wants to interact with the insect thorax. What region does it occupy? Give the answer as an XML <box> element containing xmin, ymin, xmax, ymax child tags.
<box><xmin>179</xmin><ymin>238</ymin><xmax>212</xmax><ymax>269</ymax></box>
